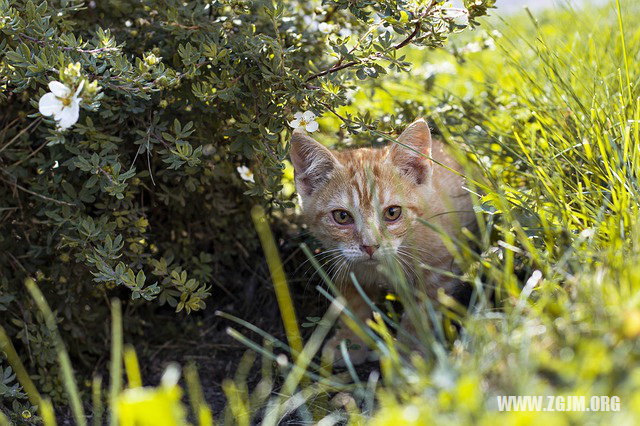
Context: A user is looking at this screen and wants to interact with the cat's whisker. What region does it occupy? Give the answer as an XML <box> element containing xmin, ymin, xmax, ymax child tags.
<box><xmin>398</xmin><ymin>245</ymin><xmax>434</xmax><ymax>255</ymax></box>
<box><xmin>396</xmin><ymin>250</ymin><xmax>423</xmax><ymax>267</ymax></box>
<box><xmin>296</xmin><ymin>249</ymin><xmax>343</xmax><ymax>276</ymax></box>
<box><xmin>337</xmin><ymin>259</ymin><xmax>353</xmax><ymax>285</ymax></box>
<box><xmin>303</xmin><ymin>253</ymin><xmax>341</xmax><ymax>279</ymax></box>
<box><xmin>321</xmin><ymin>261</ymin><xmax>343</xmax><ymax>289</ymax></box>
<box><xmin>398</xmin><ymin>246</ymin><xmax>438</xmax><ymax>263</ymax></box>
<box><xmin>423</xmin><ymin>209</ymin><xmax>476</xmax><ymax>221</ymax></box>
<box><xmin>329</xmin><ymin>260</ymin><xmax>344</xmax><ymax>283</ymax></box>
<box><xmin>393</xmin><ymin>254</ymin><xmax>413</xmax><ymax>278</ymax></box>
<box><xmin>396</xmin><ymin>250</ymin><xmax>425</xmax><ymax>278</ymax></box>
<box><xmin>301</xmin><ymin>254</ymin><xmax>345</xmax><ymax>296</ymax></box>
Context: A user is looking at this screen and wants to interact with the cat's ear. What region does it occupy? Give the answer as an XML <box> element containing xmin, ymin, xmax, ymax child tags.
<box><xmin>389</xmin><ymin>118</ymin><xmax>433</xmax><ymax>185</ymax></box>
<box><xmin>290</xmin><ymin>129</ymin><xmax>339</xmax><ymax>195</ymax></box>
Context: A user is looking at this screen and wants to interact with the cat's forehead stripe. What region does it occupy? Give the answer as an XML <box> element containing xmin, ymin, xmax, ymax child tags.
<box><xmin>341</xmin><ymin>151</ymin><xmax>391</xmax><ymax>208</ymax></box>
<box><xmin>349</xmin><ymin>168</ymin><xmax>372</xmax><ymax>207</ymax></box>
<box><xmin>351</xmin><ymin>187</ymin><xmax>359</xmax><ymax>210</ymax></box>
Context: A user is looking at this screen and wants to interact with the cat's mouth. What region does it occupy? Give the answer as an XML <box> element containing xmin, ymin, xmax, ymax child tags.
<box><xmin>354</xmin><ymin>255</ymin><xmax>384</xmax><ymax>266</ymax></box>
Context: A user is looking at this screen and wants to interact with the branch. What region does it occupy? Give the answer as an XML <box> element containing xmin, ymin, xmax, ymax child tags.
<box><xmin>0</xmin><ymin>171</ymin><xmax>76</xmax><ymax>206</ymax></box>
<box><xmin>306</xmin><ymin>59</ymin><xmax>360</xmax><ymax>82</ymax></box>
<box><xmin>393</xmin><ymin>20</ymin><xmax>422</xmax><ymax>50</ymax></box>
<box><xmin>18</xmin><ymin>34</ymin><xmax>120</xmax><ymax>54</ymax></box>
<box><xmin>305</xmin><ymin>1</ymin><xmax>437</xmax><ymax>82</ymax></box>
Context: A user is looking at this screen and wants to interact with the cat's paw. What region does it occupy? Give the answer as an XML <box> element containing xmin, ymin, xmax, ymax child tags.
<box><xmin>323</xmin><ymin>334</ymin><xmax>372</xmax><ymax>367</ymax></box>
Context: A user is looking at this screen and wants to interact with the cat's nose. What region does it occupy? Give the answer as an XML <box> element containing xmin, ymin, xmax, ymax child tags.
<box><xmin>360</xmin><ymin>245</ymin><xmax>379</xmax><ymax>258</ymax></box>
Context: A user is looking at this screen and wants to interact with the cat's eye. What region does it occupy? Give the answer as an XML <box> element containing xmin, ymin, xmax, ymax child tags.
<box><xmin>384</xmin><ymin>206</ymin><xmax>402</xmax><ymax>222</ymax></box>
<box><xmin>332</xmin><ymin>209</ymin><xmax>354</xmax><ymax>225</ymax></box>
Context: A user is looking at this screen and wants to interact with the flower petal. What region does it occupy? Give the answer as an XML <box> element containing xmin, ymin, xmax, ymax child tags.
<box><xmin>38</xmin><ymin>93</ymin><xmax>63</xmax><ymax>117</ymax></box>
<box><xmin>48</xmin><ymin>81</ymin><xmax>70</xmax><ymax>97</ymax></box>
<box><xmin>236</xmin><ymin>166</ymin><xmax>248</xmax><ymax>174</ymax></box>
<box><xmin>305</xmin><ymin>121</ymin><xmax>319</xmax><ymax>133</ymax></box>
<box><xmin>302</xmin><ymin>111</ymin><xmax>316</xmax><ymax>121</ymax></box>
<box><xmin>293</xmin><ymin>111</ymin><xmax>304</xmax><ymax>120</ymax></box>
<box><xmin>288</xmin><ymin>119</ymin><xmax>301</xmax><ymax>129</ymax></box>
<box><xmin>73</xmin><ymin>80</ymin><xmax>85</xmax><ymax>97</ymax></box>
<box><xmin>55</xmin><ymin>103</ymin><xmax>80</xmax><ymax>130</ymax></box>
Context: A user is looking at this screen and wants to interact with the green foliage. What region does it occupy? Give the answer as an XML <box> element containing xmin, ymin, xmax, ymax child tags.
<box><xmin>0</xmin><ymin>362</ymin><xmax>38</xmax><ymax>425</ymax></box>
<box><xmin>0</xmin><ymin>0</ymin><xmax>491</xmax><ymax>417</ymax></box>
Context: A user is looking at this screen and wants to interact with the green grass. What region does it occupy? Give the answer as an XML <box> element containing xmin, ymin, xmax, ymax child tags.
<box><xmin>4</xmin><ymin>1</ymin><xmax>640</xmax><ymax>424</ymax></box>
<box><xmin>284</xmin><ymin>0</ymin><xmax>640</xmax><ymax>422</ymax></box>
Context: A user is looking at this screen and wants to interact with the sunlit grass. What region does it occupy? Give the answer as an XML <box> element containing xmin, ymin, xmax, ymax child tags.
<box><xmin>4</xmin><ymin>1</ymin><xmax>640</xmax><ymax>424</ymax></box>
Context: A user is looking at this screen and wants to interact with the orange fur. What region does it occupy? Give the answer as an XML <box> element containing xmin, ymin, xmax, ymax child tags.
<box><xmin>290</xmin><ymin>119</ymin><xmax>476</xmax><ymax>363</ymax></box>
<box><xmin>291</xmin><ymin>119</ymin><xmax>474</xmax><ymax>293</ymax></box>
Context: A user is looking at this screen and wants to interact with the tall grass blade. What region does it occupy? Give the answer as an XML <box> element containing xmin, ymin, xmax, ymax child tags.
<box><xmin>109</xmin><ymin>298</ymin><xmax>123</xmax><ymax>426</ymax></box>
<box><xmin>24</xmin><ymin>278</ymin><xmax>87</xmax><ymax>426</ymax></box>
<box><xmin>92</xmin><ymin>375</ymin><xmax>103</xmax><ymax>426</ymax></box>
<box><xmin>251</xmin><ymin>205</ymin><xmax>303</xmax><ymax>357</ymax></box>
<box><xmin>40</xmin><ymin>398</ymin><xmax>57</xmax><ymax>426</ymax></box>
<box><xmin>123</xmin><ymin>345</ymin><xmax>142</xmax><ymax>388</ymax></box>
<box><xmin>0</xmin><ymin>325</ymin><xmax>41</xmax><ymax>406</ymax></box>
<box><xmin>184</xmin><ymin>363</ymin><xmax>213</xmax><ymax>426</ymax></box>
<box><xmin>615</xmin><ymin>0</ymin><xmax>633</xmax><ymax>103</ymax></box>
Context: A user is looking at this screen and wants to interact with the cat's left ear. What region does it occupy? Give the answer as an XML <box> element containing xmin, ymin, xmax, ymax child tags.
<box><xmin>389</xmin><ymin>118</ymin><xmax>433</xmax><ymax>185</ymax></box>
<box><xmin>290</xmin><ymin>129</ymin><xmax>340</xmax><ymax>196</ymax></box>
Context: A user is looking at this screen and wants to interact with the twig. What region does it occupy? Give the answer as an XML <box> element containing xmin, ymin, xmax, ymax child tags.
<box><xmin>0</xmin><ymin>117</ymin><xmax>42</xmax><ymax>155</ymax></box>
<box><xmin>0</xmin><ymin>172</ymin><xmax>76</xmax><ymax>206</ymax></box>
<box><xmin>98</xmin><ymin>167</ymin><xmax>114</xmax><ymax>183</ymax></box>
<box><xmin>18</xmin><ymin>34</ymin><xmax>120</xmax><ymax>54</ymax></box>
<box><xmin>9</xmin><ymin>128</ymin><xmax>49</xmax><ymax>168</ymax></box>
<box><xmin>319</xmin><ymin>100</ymin><xmax>393</xmax><ymax>135</ymax></box>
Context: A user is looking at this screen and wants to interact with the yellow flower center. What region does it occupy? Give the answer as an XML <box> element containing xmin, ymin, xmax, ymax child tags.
<box><xmin>62</xmin><ymin>97</ymin><xmax>72</xmax><ymax>107</ymax></box>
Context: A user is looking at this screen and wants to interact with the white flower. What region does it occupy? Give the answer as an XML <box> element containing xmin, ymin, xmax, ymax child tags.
<box><xmin>441</xmin><ymin>4</ymin><xmax>469</xmax><ymax>27</ymax></box>
<box><xmin>237</xmin><ymin>165</ymin><xmax>255</xmax><ymax>183</ymax></box>
<box><xmin>580</xmin><ymin>228</ymin><xmax>595</xmax><ymax>238</ymax></box>
<box><xmin>318</xmin><ymin>22</ymin><xmax>333</xmax><ymax>34</ymax></box>
<box><xmin>453</xmin><ymin>10</ymin><xmax>469</xmax><ymax>26</ymax></box>
<box><xmin>461</xmin><ymin>41</ymin><xmax>482</xmax><ymax>53</ymax></box>
<box><xmin>288</xmin><ymin>111</ymin><xmax>319</xmax><ymax>132</ymax></box>
<box><xmin>38</xmin><ymin>80</ymin><xmax>84</xmax><ymax>130</ymax></box>
<box><xmin>338</xmin><ymin>27</ymin><xmax>352</xmax><ymax>38</ymax></box>
<box><xmin>344</xmin><ymin>87</ymin><xmax>359</xmax><ymax>103</ymax></box>
<box><xmin>525</xmin><ymin>270</ymin><xmax>543</xmax><ymax>290</ymax></box>
<box><xmin>303</xmin><ymin>15</ymin><xmax>319</xmax><ymax>32</ymax></box>
<box><xmin>420</xmin><ymin>61</ymin><xmax>457</xmax><ymax>78</ymax></box>
<box><xmin>161</xmin><ymin>363</ymin><xmax>181</xmax><ymax>387</ymax></box>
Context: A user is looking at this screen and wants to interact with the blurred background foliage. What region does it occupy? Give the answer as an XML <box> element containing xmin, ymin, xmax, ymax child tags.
<box><xmin>4</xmin><ymin>0</ymin><xmax>640</xmax><ymax>424</ymax></box>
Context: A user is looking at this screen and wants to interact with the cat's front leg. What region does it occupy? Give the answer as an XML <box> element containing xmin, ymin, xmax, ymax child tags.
<box><xmin>323</xmin><ymin>284</ymin><xmax>378</xmax><ymax>366</ymax></box>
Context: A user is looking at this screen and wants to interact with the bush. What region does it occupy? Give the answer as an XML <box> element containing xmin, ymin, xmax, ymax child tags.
<box><xmin>0</xmin><ymin>0</ymin><xmax>493</xmax><ymax>416</ymax></box>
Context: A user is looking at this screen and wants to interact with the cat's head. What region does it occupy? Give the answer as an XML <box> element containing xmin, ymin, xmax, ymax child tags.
<box><xmin>290</xmin><ymin>119</ymin><xmax>434</xmax><ymax>270</ymax></box>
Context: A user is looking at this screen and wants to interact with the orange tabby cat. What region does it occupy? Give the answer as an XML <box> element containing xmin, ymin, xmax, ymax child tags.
<box><xmin>290</xmin><ymin>119</ymin><xmax>476</xmax><ymax>364</ymax></box>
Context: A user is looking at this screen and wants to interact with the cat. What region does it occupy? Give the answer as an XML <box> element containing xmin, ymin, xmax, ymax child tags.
<box><xmin>290</xmin><ymin>118</ymin><xmax>476</xmax><ymax>364</ymax></box>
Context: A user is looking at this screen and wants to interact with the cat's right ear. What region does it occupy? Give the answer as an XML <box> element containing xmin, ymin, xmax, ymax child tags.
<box><xmin>290</xmin><ymin>129</ymin><xmax>339</xmax><ymax>196</ymax></box>
<box><xmin>390</xmin><ymin>118</ymin><xmax>433</xmax><ymax>185</ymax></box>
